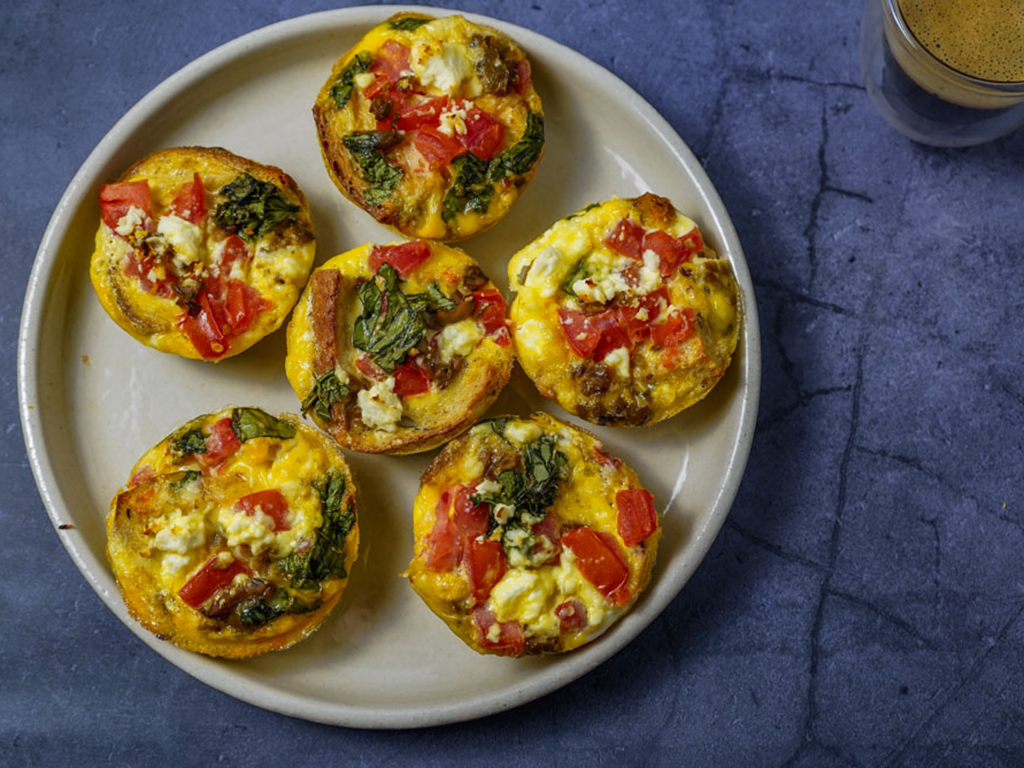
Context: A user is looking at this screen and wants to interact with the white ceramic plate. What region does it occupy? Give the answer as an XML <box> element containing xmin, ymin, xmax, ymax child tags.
<box><xmin>18</xmin><ymin>6</ymin><xmax>760</xmax><ymax>728</ymax></box>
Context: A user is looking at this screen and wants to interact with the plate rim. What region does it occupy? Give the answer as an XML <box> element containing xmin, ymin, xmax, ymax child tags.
<box><xmin>18</xmin><ymin>4</ymin><xmax>761</xmax><ymax>729</ymax></box>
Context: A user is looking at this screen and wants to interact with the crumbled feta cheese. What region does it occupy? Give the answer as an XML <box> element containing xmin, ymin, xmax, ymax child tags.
<box><xmin>414</xmin><ymin>42</ymin><xmax>480</xmax><ymax>96</ymax></box>
<box><xmin>152</xmin><ymin>509</ymin><xmax>205</xmax><ymax>554</ymax></box>
<box><xmin>437</xmin><ymin>319</ymin><xmax>484</xmax><ymax>363</ymax></box>
<box><xmin>475</xmin><ymin>479</ymin><xmax>501</xmax><ymax>495</ymax></box>
<box><xmin>357</xmin><ymin>376</ymin><xmax>403</xmax><ymax>431</ymax></box>
<box><xmin>493</xmin><ymin>503</ymin><xmax>515</xmax><ymax>524</ymax></box>
<box><xmin>486</xmin><ymin>622</ymin><xmax>502</xmax><ymax>643</ymax></box>
<box><xmin>526</xmin><ymin>246</ymin><xmax>567</xmax><ymax>298</ymax></box>
<box><xmin>436</xmin><ymin>104</ymin><xmax>468</xmax><ymax>137</ymax></box>
<box><xmin>161</xmin><ymin>553</ymin><xmax>191</xmax><ymax>577</ymax></box>
<box><xmin>354</xmin><ymin>71</ymin><xmax>376</xmax><ymax>89</ymax></box>
<box><xmin>221</xmin><ymin>507</ymin><xmax>277</xmax><ymax>555</ymax></box>
<box><xmin>505</xmin><ymin>420</ymin><xmax>542</xmax><ymax>444</ymax></box>
<box><xmin>157</xmin><ymin>214</ymin><xmax>204</xmax><ymax>270</ymax></box>
<box><xmin>603</xmin><ymin>346</ymin><xmax>631</xmax><ymax>378</ymax></box>
<box><xmin>636</xmin><ymin>249</ymin><xmax>663</xmax><ymax>295</ymax></box>
<box><xmin>489</xmin><ymin>569</ymin><xmax>550</xmax><ymax>623</ymax></box>
<box><xmin>114</xmin><ymin>206</ymin><xmax>148</xmax><ymax>237</ymax></box>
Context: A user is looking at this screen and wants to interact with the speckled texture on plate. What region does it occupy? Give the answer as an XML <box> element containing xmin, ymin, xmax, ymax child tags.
<box><xmin>4</xmin><ymin>0</ymin><xmax>1024</xmax><ymax>765</ymax></box>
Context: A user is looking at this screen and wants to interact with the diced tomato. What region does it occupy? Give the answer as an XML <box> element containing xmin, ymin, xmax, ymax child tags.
<box><xmin>178</xmin><ymin>555</ymin><xmax>249</xmax><ymax>608</ymax></box>
<box><xmin>467</xmin><ymin>540</ymin><xmax>506</xmax><ymax>602</ymax></box>
<box><xmin>128</xmin><ymin>466</ymin><xmax>155</xmax><ymax>488</ymax></box>
<box><xmin>369</xmin><ymin>241</ymin><xmax>432</xmax><ymax>279</ymax></box>
<box><xmin>562</xmin><ymin>526</ymin><xmax>631</xmax><ymax>606</ymax></box>
<box><xmin>392</xmin><ymin>359</ymin><xmax>430</xmax><ymax>397</ymax></box>
<box><xmin>196</xmin><ymin>417</ymin><xmax>241</xmax><ymax>471</ymax></box>
<box><xmin>179</xmin><ymin>288</ymin><xmax>229</xmax><ymax>359</ymax></box>
<box><xmin>472</xmin><ymin>289</ymin><xmax>509</xmax><ymax>345</ymax></box>
<box><xmin>396</xmin><ymin>96</ymin><xmax>449</xmax><ymax>131</ymax></box>
<box><xmin>617</xmin><ymin>287</ymin><xmax>668</xmax><ymax>345</ymax></box>
<box><xmin>531</xmin><ymin>513</ymin><xmax>562</xmax><ymax>565</ymax></box>
<box><xmin>177</xmin><ymin>272</ymin><xmax>269</xmax><ymax>359</ymax></box>
<box><xmin>99</xmin><ymin>181</ymin><xmax>153</xmax><ymax>232</ymax></box>
<box><xmin>123</xmin><ymin>252</ymin><xmax>175</xmax><ymax>298</ymax></box>
<box><xmin>515</xmin><ymin>59</ymin><xmax>533</xmax><ymax>96</ymax></box>
<box><xmin>593</xmin><ymin>445</ymin><xmax>623</xmax><ymax>469</ymax></box>
<box><xmin>168</xmin><ymin>173</ymin><xmax>206</xmax><ymax>225</ymax></box>
<box><xmin>371</xmin><ymin>40</ymin><xmax>412</xmax><ymax>84</ymax></box>
<box><xmin>555</xmin><ymin>599</ymin><xmax>588</xmax><ymax>632</ymax></box>
<box><xmin>363</xmin><ymin>73</ymin><xmax>391</xmax><ymax>99</ymax></box>
<box><xmin>678</xmin><ymin>226</ymin><xmax>704</xmax><ymax>261</ymax></box>
<box><xmin>219</xmin><ymin>234</ymin><xmax>249</xmax><ymax>273</ymax></box>
<box><xmin>615</xmin><ymin>489</ymin><xmax>658</xmax><ymax>547</ymax></box>
<box><xmin>452</xmin><ymin>484</ymin><xmax>489</xmax><ymax>541</ymax></box>
<box><xmin>413</xmin><ymin>127</ymin><xmax>466</xmax><ymax>169</ymax></box>
<box><xmin>603</xmin><ymin>218</ymin><xmax>645</xmax><ymax>259</ymax></box>
<box><xmin>591</xmin><ymin>324</ymin><xmax>631</xmax><ymax>362</ymax></box>
<box><xmin>424</xmin><ymin>489</ymin><xmax>461</xmax><ymax>571</ymax></box>
<box><xmin>355</xmin><ymin>354</ymin><xmax>382</xmax><ymax>380</ymax></box>
<box><xmin>460</xmin><ymin>106</ymin><xmax>504</xmax><ymax>161</ymax></box>
<box><xmin>642</xmin><ymin>229</ymin><xmax>685</xmax><ymax>276</ymax></box>
<box><xmin>651</xmin><ymin>307</ymin><xmax>697</xmax><ymax>349</ymax></box>
<box><xmin>472</xmin><ymin>605</ymin><xmax>525</xmax><ymax>656</ymax></box>
<box><xmin>557</xmin><ymin>307</ymin><xmax>617</xmax><ymax>358</ymax></box>
<box><xmin>235</xmin><ymin>489</ymin><xmax>291</xmax><ymax>531</ymax></box>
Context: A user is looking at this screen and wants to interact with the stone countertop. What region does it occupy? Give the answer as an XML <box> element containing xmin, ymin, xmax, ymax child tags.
<box><xmin>3</xmin><ymin>1</ymin><xmax>1022</xmax><ymax>765</ymax></box>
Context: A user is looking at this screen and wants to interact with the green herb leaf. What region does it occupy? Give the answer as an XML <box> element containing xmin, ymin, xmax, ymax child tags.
<box><xmin>442</xmin><ymin>152</ymin><xmax>494</xmax><ymax>222</ymax></box>
<box><xmin>561</xmin><ymin>257</ymin><xmax>589</xmax><ymax>298</ymax></box>
<box><xmin>389</xmin><ymin>16</ymin><xmax>432</xmax><ymax>31</ymax></box>
<box><xmin>489</xmin><ymin>111</ymin><xmax>544</xmax><ymax>181</ymax></box>
<box><xmin>343</xmin><ymin>131</ymin><xmax>404</xmax><ymax>207</ymax></box>
<box><xmin>213</xmin><ymin>174</ymin><xmax>300</xmax><ymax>243</ymax></box>
<box><xmin>352</xmin><ymin>263</ymin><xmax>424</xmax><ymax>372</ymax></box>
<box><xmin>302</xmin><ymin>371</ymin><xmax>351</xmax><ymax>422</ymax></box>
<box><xmin>230</xmin><ymin>408</ymin><xmax>297</xmax><ymax>442</ymax></box>
<box><xmin>171</xmin><ymin>470</ymin><xmax>201</xmax><ymax>489</ymax></box>
<box><xmin>238</xmin><ymin>590</ymin><xmax>319</xmax><ymax>628</ymax></box>
<box><xmin>278</xmin><ymin>473</ymin><xmax>355</xmax><ymax>590</ymax></box>
<box><xmin>330</xmin><ymin>50</ymin><xmax>373</xmax><ymax>109</ymax></box>
<box><xmin>169</xmin><ymin>427</ymin><xmax>208</xmax><ymax>459</ymax></box>
<box><xmin>563</xmin><ymin>202</ymin><xmax>601</xmax><ymax>221</ymax></box>
<box><xmin>407</xmin><ymin>283</ymin><xmax>457</xmax><ymax>314</ymax></box>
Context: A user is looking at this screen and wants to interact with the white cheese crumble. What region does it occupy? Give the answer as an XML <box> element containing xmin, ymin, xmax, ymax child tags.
<box><xmin>637</xmin><ymin>249</ymin><xmax>663</xmax><ymax>295</ymax></box>
<box><xmin>357</xmin><ymin>376</ymin><xmax>403</xmax><ymax>431</ymax></box>
<box><xmin>436</xmin><ymin>104</ymin><xmax>468</xmax><ymax>137</ymax></box>
<box><xmin>221</xmin><ymin>507</ymin><xmax>277</xmax><ymax>555</ymax></box>
<box><xmin>492</xmin><ymin>503</ymin><xmax>515</xmax><ymax>525</ymax></box>
<box><xmin>157</xmin><ymin>214</ymin><xmax>204</xmax><ymax>269</ymax></box>
<box><xmin>475</xmin><ymin>479</ymin><xmax>501</xmax><ymax>495</ymax></box>
<box><xmin>437</xmin><ymin>318</ymin><xmax>484</xmax><ymax>363</ymax></box>
<box><xmin>152</xmin><ymin>510</ymin><xmax>205</xmax><ymax>554</ymax></box>
<box><xmin>114</xmin><ymin>205</ymin><xmax>148</xmax><ymax>237</ymax></box>
<box><xmin>414</xmin><ymin>42</ymin><xmax>480</xmax><ymax>96</ymax></box>
<box><xmin>603</xmin><ymin>346</ymin><xmax>631</xmax><ymax>378</ymax></box>
<box><xmin>526</xmin><ymin>246</ymin><xmax>567</xmax><ymax>298</ymax></box>
<box><xmin>505</xmin><ymin>420</ymin><xmax>542</xmax><ymax>445</ymax></box>
<box><xmin>354</xmin><ymin>71</ymin><xmax>376</xmax><ymax>89</ymax></box>
<box><xmin>161</xmin><ymin>553</ymin><xmax>192</xmax><ymax>578</ymax></box>
<box><xmin>489</xmin><ymin>569</ymin><xmax>549</xmax><ymax>623</ymax></box>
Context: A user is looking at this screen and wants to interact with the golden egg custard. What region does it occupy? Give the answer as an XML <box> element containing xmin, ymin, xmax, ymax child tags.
<box><xmin>508</xmin><ymin>193</ymin><xmax>741</xmax><ymax>427</ymax></box>
<box><xmin>313</xmin><ymin>12</ymin><xmax>544</xmax><ymax>240</ymax></box>
<box><xmin>106</xmin><ymin>407</ymin><xmax>358</xmax><ymax>658</ymax></box>
<box><xmin>90</xmin><ymin>146</ymin><xmax>316</xmax><ymax>361</ymax></box>
<box><xmin>286</xmin><ymin>240</ymin><xmax>513</xmax><ymax>454</ymax></box>
<box><xmin>405</xmin><ymin>413</ymin><xmax>660</xmax><ymax>656</ymax></box>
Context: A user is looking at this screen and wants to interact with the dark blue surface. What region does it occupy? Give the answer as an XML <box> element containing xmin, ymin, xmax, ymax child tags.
<box><xmin>4</xmin><ymin>1</ymin><xmax>1024</xmax><ymax>765</ymax></box>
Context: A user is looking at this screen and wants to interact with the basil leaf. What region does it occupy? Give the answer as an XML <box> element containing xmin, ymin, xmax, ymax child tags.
<box><xmin>407</xmin><ymin>283</ymin><xmax>457</xmax><ymax>314</ymax></box>
<box><xmin>302</xmin><ymin>371</ymin><xmax>351</xmax><ymax>422</ymax></box>
<box><xmin>561</xmin><ymin>257</ymin><xmax>590</xmax><ymax>299</ymax></box>
<box><xmin>230</xmin><ymin>408</ymin><xmax>297</xmax><ymax>442</ymax></box>
<box><xmin>442</xmin><ymin>152</ymin><xmax>494</xmax><ymax>222</ymax></box>
<box><xmin>563</xmin><ymin>202</ymin><xmax>601</xmax><ymax>221</ymax></box>
<box><xmin>171</xmin><ymin>470</ymin><xmax>201</xmax><ymax>489</ymax></box>
<box><xmin>330</xmin><ymin>50</ymin><xmax>373</xmax><ymax>109</ymax></box>
<box><xmin>238</xmin><ymin>590</ymin><xmax>318</xmax><ymax>628</ymax></box>
<box><xmin>213</xmin><ymin>174</ymin><xmax>299</xmax><ymax>242</ymax></box>
<box><xmin>489</xmin><ymin>111</ymin><xmax>545</xmax><ymax>181</ymax></box>
<box><xmin>278</xmin><ymin>472</ymin><xmax>355</xmax><ymax>590</ymax></box>
<box><xmin>352</xmin><ymin>263</ymin><xmax>424</xmax><ymax>372</ymax></box>
<box><xmin>169</xmin><ymin>427</ymin><xmax>208</xmax><ymax>458</ymax></box>
<box><xmin>390</xmin><ymin>17</ymin><xmax>432</xmax><ymax>31</ymax></box>
<box><xmin>343</xmin><ymin>131</ymin><xmax>404</xmax><ymax>206</ymax></box>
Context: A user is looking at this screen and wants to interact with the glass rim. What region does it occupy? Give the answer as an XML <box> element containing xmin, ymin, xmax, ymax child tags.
<box><xmin>884</xmin><ymin>0</ymin><xmax>1024</xmax><ymax>91</ymax></box>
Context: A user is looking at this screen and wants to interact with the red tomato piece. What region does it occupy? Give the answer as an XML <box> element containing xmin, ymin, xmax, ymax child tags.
<box><xmin>617</xmin><ymin>287</ymin><xmax>668</xmax><ymax>345</ymax></box>
<box><xmin>472</xmin><ymin>289</ymin><xmax>509</xmax><ymax>345</ymax></box>
<box><xmin>371</xmin><ymin>40</ymin><xmax>411</xmax><ymax>84</ymax></box>
<box><xmin>196</xmin><ymin>417</ymin><xmax>241</xmax><ymax>471</ymax></box>
<box><xmin>396</xmin><ymin>96</ymin><xmax>449</xmax><ymax>131</ymax></box>
<box><xmin>179</xmin><ymin>290</ymin><xmax>229</xmax><ymax>359</ymax></box>
<box><xmin>467</xmin><ymin>540</ymin><xmax>507</xmax><ymax>602</ymax></box>
<box><xmin>515</xmin><ymin>59</ymin><xmax>533</xmax><ymax>96</ymax></box>
<box><xmin>99</xmin><ymin>181</ymin><xmax>153</xmax><ymax>232</ymax></box>
<box><xmin>603</xmin><ymin>218</ymin><xmax>645</xmax><ymax>259</ymax></box>
<box><xmin>413</xmin><ymin>127</ymin><xmax>465</xmax><ymax>169</ymax></box>
<box><xmin>452</xmin><ymin>484</ymin><xmax>489</xmax><ymax>541</ymax></box>
<box><xmin>460</xmin><ymin>106</ymin><xmax>505</xmax><ymax>161</ymax></box>
<box><xmin>593</xmin><ymin>445</ymin><xmax>623</xmax><ymax>469</ymax></box>
<box><xmin>557</xmin><ymin>308</ymin><xmax>619</xmax><ymax>358</ymax></box>
<box><xmin>678</xmin><ymin>227</ymin><xmax>704</xmax><ymax>261</ymax></box>
<box><xmin>363</xmin><ymin>73</ymin><xmax>390</xmax><ymax>99</ymax></box>
<box><xmin>392</xmin><ymin>359</ymin><xmax>430</xmax><ymax>398</ymax></box>
<box><xmin>562</xmin><ymin>526</ymin><xmax>631</xmax><ymax>606</ymax></box>
<box><xmin>235</xmin><ymin>489</ymin><xmax>291</xmax><ymax>531</ymax></box>
<box><xmin>168</xmin><ymin>173</ymin><xmax>206</xmax><ymax>225</ymax></box>
<box><xmin>472</xmin><ymin>605</ymin><xmax>525</xmax><ymax>656</ymax></box>
<box><xmin>615</xmin><ymin>489</ymin><xmax>658</xmax><ymax>547</ymax></box>
<box><xmin>219</xmin><ymin>234</ymin><xmax>248</xmax><ymax>273</ymax></box>
<box><xmin>355</xmin><ymin>354</ymin><xmax>382</xmax><ymax>380</ymax></box>
<box><xmin>123</xmin><ymin>253</ymin><xmax>175</xmax><ymax>298</ymax></box>
<box><xmin>424</xmin><ymin>489</ymin><xmax>461</xmax><ymax>571</ymax></box>
<box><xmin>651</xmin><ymin>308</ymin><xmax>697</xmax><ymax>349</ymax></box>
<box><xmin>642</xmin><ymin>229</ymin><xmax>685</xmax><ymax>276</ymax></box>
<box><xmin>178</xmin><ymin>555</ymin><xmax>249</xmax><ymax>608</ymax></box>
<box><xmin>531</xmin><ymin>513</ymin><xmax>562</xmax><ymax>565</ymax></box>
<box><xmin>368</xmin><ymin>241</ymin><xmax>432</xmax><ymax>279</ymax></box>
<box><xmin>128</xmin><ymin>466</ymin><xmax>154</xmax><ymax>488</ymax></box>
<box><xmin>555</xmin><ymin>599</ymin><xmax>588</xmax><ymax>632</ymax></box>
<box><xmin>591</xmin><ymin>324</ymin><xmax>631</xmax><ymax>362</ymax></box>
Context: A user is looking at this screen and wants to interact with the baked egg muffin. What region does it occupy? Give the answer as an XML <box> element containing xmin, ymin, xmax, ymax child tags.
<box><xmin>90</xmin><ymin>146</ymin><xmax>316</xmax><ymax>361</ymax></box>
<box><xmin>508</xmin><ymin>194</ymin><xmax>741</xmax><ymax>427</ymax></box>
<box><xmin>313</xmin><ymin>12</ymin><xmax>544</xmax><ymax>240</ymax></box>
<box><xmin>106</xmin><ymin>407</ymin><xmax>358</xmax><ymax>658</ymax></box>
<box><xmin>405</xmin><ymin>413</ymin><xmax>661</xmax><ymax>656</ymax></box>
<box><xmin>286</xmin><ymin>240</ymin><xmax>513</xmax><ymax>454</ymax></box>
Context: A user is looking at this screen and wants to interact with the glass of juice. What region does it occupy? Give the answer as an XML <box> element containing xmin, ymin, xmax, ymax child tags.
<box><xmin>860</xmin><ymin>0</ymin><xmax>1024</xmax><ymax>146</ymax></box>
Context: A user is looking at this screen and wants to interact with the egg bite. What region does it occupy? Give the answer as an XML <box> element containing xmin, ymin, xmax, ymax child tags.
<box><xmin>313</xmin><ymin>12</ymin><xmax>544</xmax><ymax>240</ymax></box>
<box><xmin>286</xmin><ymin>240</ymin><xmax>513</xmax><ymax>454</ymax></box>
<box><xmin>90</xmin><ymin>146</ymin><xmax>316</xmax><ymax>361</ymax></box>
<box><xmin>106</xmin><ymin>407</ymin><xmax>358</xmax><ymax>658</ymax></box>
<box><xmin>404</xmin><ymin>412</ymin><xmax>661</xmax><ymax>656</ymax></box>
<box><xmin>508</xmin><ymin>193</ymin><xmax>741</xmax><ymax>427</ymax></box>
